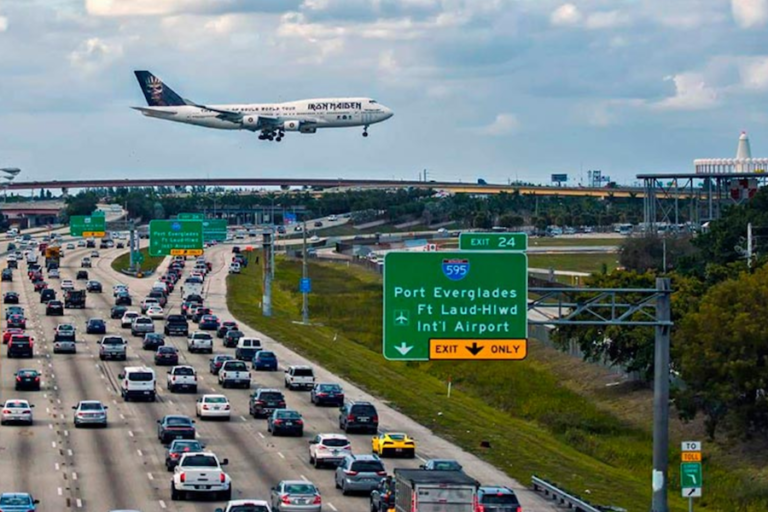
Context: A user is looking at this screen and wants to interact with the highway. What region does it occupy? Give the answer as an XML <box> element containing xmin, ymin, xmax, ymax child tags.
<box><xmin>0</xmin><ymin>237</ymin><xmax>559</xmax><ymax>511</ymax></box>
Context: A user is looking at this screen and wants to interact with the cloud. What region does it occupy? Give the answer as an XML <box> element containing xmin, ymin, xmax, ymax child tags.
<box><xmin>551</xmin><ymin>4</ymin><xmax>581</xmax><ymax>26</ymax></box>
<box><xmin>477</xmin><ymin>113</ymin><xmax>519</xmax><ymax>136</ymax></box>
<box><xmin>740</xmin><ymin>57</ymin><xmax>768</xmax><ymax>90</ymax></box>
<box><xmin>585</xmin><ymin>11</ymin><xmax>630</xmax><ymax>30</ymax></box>
<box><xmin>732</xmin><ymin>0</ymin><xmax>768</xmax><ymax>28</ymax></box>
<box><xmin>0</xmin><ymin>16</ymin><xmax>7</xmax><ymax>32</ymax></box>
<box><xmin>68</xmin><ymin>37</ymin><xmax>123</xmax><ymax>71</ymax></box>
<box><xmin>85</xmin><ymin>0</ymin><xmax>296</xmax><ymax>17</ymax></box>
<box><xmin>654</xmin><ymin>73</ymin><xmax>718</xmax><ymax>110</ymax></box>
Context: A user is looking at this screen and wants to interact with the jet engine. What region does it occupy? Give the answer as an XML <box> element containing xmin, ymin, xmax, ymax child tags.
<box><xmin>299</xmin><ymin>126</ymin><xmax>317</xmax><ymax>134</ymax></box>
<box><xmin>242</xmin><ymin>116</ymin><xmax>260</xmax><ymax>131</ymax></box>
<box><xmin>283</xmin><ymin>120</ymin><xmax>301</xmax><ymax>131</ymax></box>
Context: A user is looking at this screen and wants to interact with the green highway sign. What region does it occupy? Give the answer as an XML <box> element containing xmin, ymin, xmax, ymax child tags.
<box><xmin>459</xmin><ymin>232</ymin><xmax>528</xmax><ymax>251</ymax></box>
<box><xmin>203</xmin><ymin>219</ymin><xmax>228</xmax><ymax>242</ymax></box>
<box><xmin>178</xmin><ymin>213</ymin><xmax>205</xmax><ymax>221</ymax></box>
<box><xmin>70</xmin><ymin>215</ymin><xmax>106</xmax><ymax>238</ymax></box>
<box><xmin>383</xmin><ymin>251</ymin><xmax>528</xmax><ymax>361</ymax></box>
<box><xmin>680</xmin><ymin>462</ymin><xmax>702</xmax><ymax>497</ymax></box>
<box><xmin>149</xmin><ymin>220</ymin><xmax>204</xmax><ymax>257</ymax></box>
<box><xmin>92</xmin><ymin>210</ymin><xmax>105</xmax><ymax>216</ymax></box>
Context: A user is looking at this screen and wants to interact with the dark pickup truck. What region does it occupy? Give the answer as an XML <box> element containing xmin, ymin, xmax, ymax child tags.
<box><xmin>164</xmin><ymin>315</ymin><xmax>189</xmax><ymax>336</ymax></box>
<box><xmin>65</xmin><ymin>290</ymin><xmax>86</xmax><ymax>309</ymax></box>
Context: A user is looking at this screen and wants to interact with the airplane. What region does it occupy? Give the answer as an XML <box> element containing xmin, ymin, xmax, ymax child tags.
<box><xmin>132</xmin><ymin>71</ymin><xmax>393</xmax><ymax>142</ymax></box>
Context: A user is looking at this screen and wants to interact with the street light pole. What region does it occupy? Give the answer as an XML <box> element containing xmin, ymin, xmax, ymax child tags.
<box><xmin>302</xmin><ymin>220</ymin><xmax>309</xmax><ymax>324</ymax></box>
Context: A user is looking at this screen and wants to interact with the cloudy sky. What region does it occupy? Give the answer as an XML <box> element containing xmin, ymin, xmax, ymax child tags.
<box><xmin>1</xmin><ymin>0</ymin><xmax>768</xmax><ymax>186</ymax></box>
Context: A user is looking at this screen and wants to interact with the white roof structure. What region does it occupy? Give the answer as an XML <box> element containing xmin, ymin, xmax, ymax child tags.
<box><xmin>695</xmin><ymin>131</ymin><xmax>767</xmax><ymax>174</ymax></box>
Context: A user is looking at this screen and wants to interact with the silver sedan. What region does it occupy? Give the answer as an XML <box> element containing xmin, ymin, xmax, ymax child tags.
<box><xmin>73</xmin><ymin>400</ymin><xmax>108</xmax><ymax>428</ymax></box>
<box><xmin>1</xmin><ymin>399</ymin><xmax>34</xmax><ymax>425</ymax></box>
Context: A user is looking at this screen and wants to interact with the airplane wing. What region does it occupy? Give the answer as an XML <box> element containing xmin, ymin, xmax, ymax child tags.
<box><xmin>186</xmin><ymin>101</ymin><xmax>279</xmax><ymax>125</ymax></box>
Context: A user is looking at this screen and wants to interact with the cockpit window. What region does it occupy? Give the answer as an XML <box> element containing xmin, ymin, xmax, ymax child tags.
<box><xmin>369</xmin><ymin>100</ymin><xmax>377</xmax><ymax>104</ymax></box>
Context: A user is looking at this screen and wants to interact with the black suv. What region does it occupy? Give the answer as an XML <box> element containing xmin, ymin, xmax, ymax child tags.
<box><xmin>76</xmin><ymin>270</ymin><xmax>89</xmax><ymax>280</ymax></box>
<box><xmin>1</xmin><ymin>268</ymin><xmax>12</xmax><ymax>281</ymax></box>
<box><xmin>339</xmin><ymin>401</ymin><xmax>379</xmax><ymax>433</ymax></box>
<box><xmin>164</xmin><ymin>315</ymin><xmax>189</xmax><ymax>336</ymax></box>
<box><xmin>46</xmin><ymin>300</ymin><xmax>64</xmax><ymax>316</ymax></box>
<box><xmin>40</xmin><ymin>288</ymin><xmax>56</xmax><ymax>303</ymax></box>
<box><xmin>7</xmin><ymin>335</ymin><xmax>33</xmax><ymax>358</ymax></box>
<box><xmin>476</xmin><ymin>487</ymin><xmax>521</xmax><ymax>512</ymax></box>
<box><xmin>249</xmin><ymin>388</ymin><xmax>286</xmax><ymax>418</ymax></box>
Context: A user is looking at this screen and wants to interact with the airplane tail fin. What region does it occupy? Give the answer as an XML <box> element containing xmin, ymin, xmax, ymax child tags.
<box><xmin>134</xmin><ymin>70</ymin><xmax>186</xmax><ymax>107</ymax></box>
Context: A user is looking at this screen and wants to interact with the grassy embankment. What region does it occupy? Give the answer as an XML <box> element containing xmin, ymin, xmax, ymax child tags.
<box><xmin>227</xmin><ymin>256</ymin><xmax>768</xmax><ymax>512</ymax></box>
<box><xmin>528</xmin><ymin>253</ymin><xmax>620</xmax><ymax>274</ymax></box>
<box><xmin>110</xmin><ymin>247</ymin><xmax>166</xmax><ymax>275</ymax></box>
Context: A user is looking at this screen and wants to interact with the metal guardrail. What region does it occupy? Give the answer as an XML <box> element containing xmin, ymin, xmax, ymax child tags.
<box><xmin>531</xmin><ymin>476</ymin><xmax>609</xmax><ymax>512</ymax></box>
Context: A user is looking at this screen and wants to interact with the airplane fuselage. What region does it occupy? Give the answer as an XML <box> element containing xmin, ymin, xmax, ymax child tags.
<box><xmin>138</xmin><ymin>97</ymin><xmax>393</xmax><ymax>132</ymax></box>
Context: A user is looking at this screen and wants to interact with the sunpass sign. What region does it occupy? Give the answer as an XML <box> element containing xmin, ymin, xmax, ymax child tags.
<box><xmin>383</xmin><ymin>252</ymin><xmax>528</xmax><ymax>361</ymax></box>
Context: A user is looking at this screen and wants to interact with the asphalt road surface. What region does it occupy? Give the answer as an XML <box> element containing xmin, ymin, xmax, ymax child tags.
<box><xmin>0</xmin><ymin>238</ymin><xmax>560</xmax><ymax>511</ymax></box>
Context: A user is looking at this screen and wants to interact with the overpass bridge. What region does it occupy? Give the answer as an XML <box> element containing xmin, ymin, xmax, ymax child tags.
<box><xmin>8</xmin><ymin>177</ymin><xmax>651</xmax><ymax>199</ymax></box>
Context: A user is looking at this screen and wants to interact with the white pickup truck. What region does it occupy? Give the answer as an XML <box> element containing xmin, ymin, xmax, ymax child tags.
<box><xmin>171</xmin><ymin>451</ymin><xmax>231</xmax><ymax>501</ymax></box>
<box><xmin>166</xmin><ymin>365</ymin><xmax>198</xmax><ymax>393</ymax></box>
<box><xmin>218</xmin><ymin>360</ymin><xmax>251</xmax><ymax>389</ymax></box>
<box><xmin>187</xmin><ymin>331</ymin><xmax>213</xmax><ymax>354</ymax></box>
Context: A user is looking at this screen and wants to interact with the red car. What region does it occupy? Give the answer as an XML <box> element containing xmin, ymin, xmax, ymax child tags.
<box><xmin>33</xmin><ymin>280</ymin><xmax>48</xmax><ymax>292</ymax></box>
<box><xmin>3</xmin><ymin>328</ymin><xmax>24</xmax><ymax>344</ymax></box>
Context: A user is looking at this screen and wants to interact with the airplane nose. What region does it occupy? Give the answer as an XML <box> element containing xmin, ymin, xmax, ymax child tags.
<box><xmin>383</xmin><ymin>107</ymin><xmax>394</xmax><ymax>120</ymax></box>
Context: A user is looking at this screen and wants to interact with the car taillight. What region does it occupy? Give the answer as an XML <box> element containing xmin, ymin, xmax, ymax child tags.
<box><xmin>476</xmin><ymin>506</ymin><xmax>484</xmax><ymax>512</ymax></box>
<box><xmin>373</xmin><ymin>416</ymin><xmax>379</xmax><ymax>423</ymax></box>
<box><xmin>16</xmin><ymin>377</ymin><xmax>21</xmax><ymax>382</ymax></box>
<box><xmin>376</xmin><ymin>471</ymin><xmax>387</xmax><ymax>476</ymax></box>
<box><xmin>516</xmin><ymin>507</ymin><xmax>521</xmax><ymax>512</ymax></box>
<box><xmin>170</xmin><ymin>453</ymin><xmax>180</xmax><ymax>459</ymax></box>
<box><xmin>281</xmin><ymin>496</ymin><xmax>291</xmax><ymax>504</ymax></box>
<box><xmin>2</xmin><ymin>410</ymin><xmax>10</xmax><ymax>414</ymax></box>
<box><xmin>203</xmin><ymin>405</ymin><xmax>209</xmax><ymax>410</ymax></box>
<box><xmin>34</xmin><ymin>377</ymin><xmax>40</xmax><ymax>382</ymax></box>
<box><xmin>279</xmin><ymin>402</ymin><xmax>285</xmax><ymax>407</ymax></box>
<box><xmin>224</xmin><ymin>404</ymin><xmax>230</xmax><ymax>410</ymax></box>
<box><xmin>220</xmin><ymin>473</ymin><xmax>226</xmax><ymax>483</ymax></box>
<box><xmin>344</xmin><ymin>470</ymin><xmax>358</xmax><ymax>476</ymax></box>
<box><xmin>313</xmin><ymin>495</ymin><xmax>322</xmax><ymax>505</ymax></box>
<box><xmin>347</xmin><ymin>415</ymin><xmax>355</xmax><ymax>421</ymax></box>
<box><xmin>317</xmin><ymin>393</ymin><xmax>328</xmax><ymax>397</ymax></box>
<box><xmin>255</xmin><ymin>400</ymin><xmax>265</xmax><ymax>405</ymax></box>
<box><xmin>296</xmin><ymin>419</ymin><xmax>303</xmax><ymax>425</ymax></box>
<box><xmin>180</xmin><ymin>473</ymin><xmax>186</xmax><ymax>483</ymax></box>
<box><xmin>318</xmin><ymin>445</ymin><xmax>327</xmax><ymax>451</ymax></box>
<box><xmin>274</xmin><ymin>419</ymin><xmax>283</xmax><ymax>425</ymax></box>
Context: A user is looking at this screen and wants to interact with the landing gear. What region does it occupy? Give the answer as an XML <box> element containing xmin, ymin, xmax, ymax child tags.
<box><xmin>363</xmin><ymin>125</ymin><xmax>369</xmax><ymax>137</ymax></box>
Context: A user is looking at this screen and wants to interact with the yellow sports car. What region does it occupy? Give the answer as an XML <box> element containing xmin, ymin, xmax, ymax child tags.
<box><xmin>371</xmin><ymin>432</ymin><xmax>416</xmax><ymax>458</ymax></box>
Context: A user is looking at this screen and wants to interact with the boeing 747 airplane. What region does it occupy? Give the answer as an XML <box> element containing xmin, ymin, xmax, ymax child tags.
<box><xmin>132</xmin><ymin>71</ymin><xmax>393</xmax><ymax>142</ymax></box>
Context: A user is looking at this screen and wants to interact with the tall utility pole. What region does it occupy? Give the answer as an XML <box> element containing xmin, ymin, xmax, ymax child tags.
<box><xmin>262</xmin><ymin>230</ymin><xmax>273</xmax><ymax>317</ymax></box>
<box><xmin>748</xmin><ymin>222</ymin><xmax>753</xmax><ymax>269</ymax></box>
<box><xmin>128</xmin><ymin>220</ymin><xmax>136</xmax><ymax>270</ymax></box>
<box><xmin>651</xmin><ymin>277</ymin><xmax>672</xmax><ymax>512</ymax></box>
<box><xmin>301</xmin><ymin>220</ymin><xmax>309</xmax><ymax>324</ymax></box>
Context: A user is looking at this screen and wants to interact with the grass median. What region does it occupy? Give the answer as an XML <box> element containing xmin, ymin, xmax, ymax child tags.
<box><xmin>227</xmin><ymin>255</ymin><xmax>768</xmax><ymax>512</ymax></box>
<box><xmin>110</xmin><ymin>247</ymin><xmax>165</xmax><ymax>276</ymax></box>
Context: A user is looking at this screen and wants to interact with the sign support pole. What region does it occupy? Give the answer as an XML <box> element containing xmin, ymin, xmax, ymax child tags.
<box><xmin>689</xmin><ymin>498</ymin><xmax>693</xmax><ymax>512</ymax></box>
<box><xmin>302</xmin><ymin>220</ymin><xmax>309</xmax><ymax>325</ymax></box>
<box><xmin>129</xmin><ymin>220</ymin><xmax>135</xmax><ymax>270</ymax></box>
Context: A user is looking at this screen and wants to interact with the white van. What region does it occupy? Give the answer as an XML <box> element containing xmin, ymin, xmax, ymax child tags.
<box><xmin>228</xmin><ymin>262</ymin><xmax>241</xmax><ymax>274</ymax></box>
<box><xmin>118</xmin><ymin>366</ymin><xmax>156</xmax><ymax>402</ymax></box>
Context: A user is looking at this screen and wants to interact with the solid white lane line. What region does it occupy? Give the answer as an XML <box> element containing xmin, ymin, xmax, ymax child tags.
<box><xmin>168</xmin><ymin>399</ymin><xmax>174</xmax><ymax>405</ymax></box>
<box><xmin>240</xmin><ymin>415</ymin><xmax>247</xmax><ymax>422</ymax></box>
<box><xmin>301</xmin><ymin>475</ymin><xmax>309</xmax><ymax>482</ymax></box>
<box><xmin>258</xmin><ymin>432</ymin><xmax>265</xmax><ymax>439</ymax></box>
<box><xmin>137</xmin><ymin>449</ymin><xmax>143</xmax><ymax>457</ymax></box>
<box><xmin>128</xmin><ymin>430</ymin><xmax>134</xmax><ymax>437</ymax></box>
<box><xmin>328</xmin><ymin>503</ymin><xmax>338</xmax><ymax>511</ymax></box>
<box><xmin>159</xmin><ymin>500</ymin><xmax>167</xmax><ymax>509</ymax></box>
<box><xmin>147</xmin><ymin>472</ymin><xmax>154</xmax><ymax>481</ymax></box>
<box><xmin>120</xmin><ymin>414</ymin><xmax>125</xmax><ymax>420</ymax></box>
<box><xmin>278</xmin><ymin>452</ymin><xmax>285</xmax><ymax>459</ymax></box>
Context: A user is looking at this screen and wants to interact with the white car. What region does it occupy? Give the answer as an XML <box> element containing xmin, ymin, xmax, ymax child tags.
<box><xmin>310</xmin><ymin>235</ymin><xmax>320</xmax><ymax>242</ymax></box>
<box><xmin>328</xmin><ymin>215</ymin><xmax>338</xmax><ymax>221</ymax></box>
<box><xmin>146</xmin><ymin>305</ymin><xmax>164</xmax><ymax>320</ymax></box>
<box><xmin>188</xmin><ymin>331</ymin><xmax>213</xmax><ymax>354</ymax></box>
<box><xmin>1</xmin><ymin>399</ymin><xmax>34</xmax><ymax>425</ymax></box>
<box><xmin>91</xmin><ymin>250</ymin><xmax>100</xmax><ymax>258</ymax></box>
<box><xmin>218</xmin><ymin>500</ymin><xmax>271</xmax><ymax>512</ymax></box>
<box><xmin>121</xmin><ymin>310</ymin><xmax>140</xmax><ymax>328</ymax></box>
<box><xmin>228</xmin><ymin>263</ymin><xmax>241</xmax><ymax>274</ymax></box>
<box><xmin>76</xmin><ymin>240</ymin><xmax>86</xmax><ymax>247</ymax></box>
<box><xmin>113</xmin><ymin>284</ymin><xmax>129</xmax><ymax>296</ymax></box>
<box><xmin>196</xmin><ymin>394</ymin><xmax>231</xmax><ymax>420</ymax></box>
<box><xmin>308</xmin><ymin>433</ymin><xmax>352</xmax><ymax>468</ymax></box>
<box><xmin>61</xmin><ymin>279</ymin><xmax>75</xmax><ymax>291</ymax></box>
<box><xmin>66</xmin><ymin>243</ymin><xmax>75</xmax><ymax>250</ymax></box>
<box><xmin>48</xmin><ymin>268</ymin><xmax>60</xmax><ymax>279</ymax></box>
